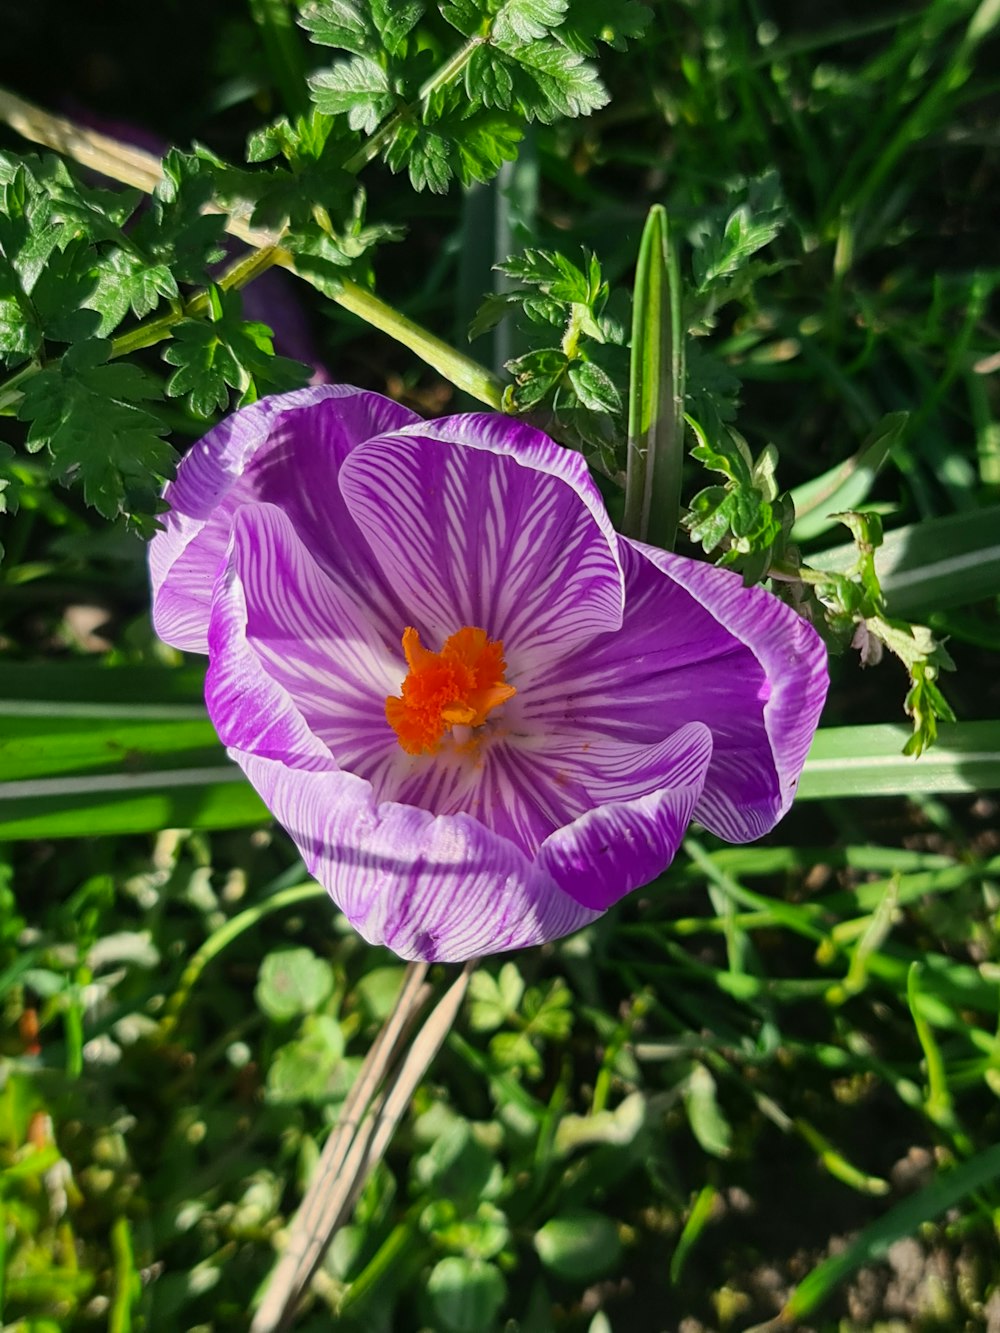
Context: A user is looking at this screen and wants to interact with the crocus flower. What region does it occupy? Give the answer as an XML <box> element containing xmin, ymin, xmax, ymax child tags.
<box><xmin>149</xmin><ymin>385</ymin><xmax>828</xmax><ymax>962</ymax></box>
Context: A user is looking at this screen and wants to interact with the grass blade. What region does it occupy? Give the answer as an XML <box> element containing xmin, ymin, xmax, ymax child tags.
<box><xmin>771</xmin><ymin>1142</ymin><xmax>1000</xmax><ymax>1324</ymax></box>
<box><xmin>623</xmin><ymin>205</ymin><xmax>684</xmax><ymax>548</ymax></box>
<box><xmin>790</xmin><ymin>412</ymin><xmax>906</xmax><ymax>541</ymax></box>
<box><xmin>798</xmin><ymin>722</ymin><xmax>1000</xmax><ymax>799</ymax></box>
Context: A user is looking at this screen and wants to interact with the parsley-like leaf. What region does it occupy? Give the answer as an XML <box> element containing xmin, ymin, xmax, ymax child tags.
<box><xmin>163</xmin><ymin>287</ymin><xmax>311</xmax><ymax>418</ymax></box>
<box><xmin>555</xmin><ymin>0</ymin><xmax>651</xmax><ymax>55</ymax></box>
<box><xmin>297</xmin><ymin>0</ymin><xmax>375</xmax><ymax>55</ymax></box>
<box><xmin>17</xmin><ymin>338</ymin><xmax>173</xmax><ymax>522</ymax></box>
<box><xmin>309</xmin><ymin>56</ymin><xmax>396</xmax><ymax>134</ymax></box>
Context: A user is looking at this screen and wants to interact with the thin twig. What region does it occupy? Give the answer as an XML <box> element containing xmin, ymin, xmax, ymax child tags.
<box><xmin>251</xmin><ymin>959</ymin><xmax>476</xmax><ymax>1332</ymax></box>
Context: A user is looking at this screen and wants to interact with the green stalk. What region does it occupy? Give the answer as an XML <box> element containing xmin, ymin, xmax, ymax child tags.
<box><xmin>622</xmin><ymin>205</ymin><xmax>685</xmax><ymax>547</ymax></box>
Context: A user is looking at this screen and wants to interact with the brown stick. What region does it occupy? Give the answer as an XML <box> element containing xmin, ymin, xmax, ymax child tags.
<box><xmin>250</xmin><ymin>959</ymin><xmax>475</xmax><ymax>1332</ymax></box>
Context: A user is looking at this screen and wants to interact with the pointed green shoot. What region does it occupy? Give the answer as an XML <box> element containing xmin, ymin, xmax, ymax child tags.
<box><xmin>623</xmin><ymin>205</ymin><xmax>685</xmax><ymax>548</ymax></box>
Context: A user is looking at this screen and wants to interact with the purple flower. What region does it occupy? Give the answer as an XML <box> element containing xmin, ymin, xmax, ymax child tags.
<box><xmin>149</xmin><ymin>385</ymin><xmax>828</xmax><ymax>962</ymax></box>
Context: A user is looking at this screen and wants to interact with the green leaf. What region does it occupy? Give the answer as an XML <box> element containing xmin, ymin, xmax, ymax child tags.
<box><xmin>370</xmin><ymin>0</ymin><xmax>424</xmax><ymax>55</ymax></box>
<box><xmin>297</xmin><ymin>0</ymin><xmax>374</xmax><ymax>54</ymax></box>
<box><xmin>809</xmin><ymin>504</ymin><xmax>1000</xmax><ymax>619</ymax></box>
<box><xmin>568</xmin><ymin>359</ymin><xmax>621</xmax><ymax>413</ymax></box>
<box><xmin>534</xmin><ymin>1212</ymin><xmax>623</xmax><ymax>1281</ymax></box>
<box><xmin>691</xmin><ymin>170</ymin><xmax>787</xmax><ymax>295</ymax></box>
<box><xmin>163</xmin><ymin>286</ymin><xmax>311</xmax><ymax>416</ymax></box>
<box><xmin>467</xmin><ymin>962</ymin><xmax>524</xmax><ymax>1031</ymax></box>
<box><xmin>683</xmin><ymin>1064</ymin><xmax>733</xmax><ymax>1158</ymax></box>
<box><xmin>255</xmin><ymin>947</ymin><xmax>335</xmax><ymax>1021</ymax></box>
<box><xmin>426</xmin><ymin>1257</ymin><xmax>507</xmax><ymax>1333</ymax></box>
<box><xmin>797</xmin><ymin>722</ymin><xmax>1000</xmax><ymax>800</ymax></box>
<box><xmin>492</xmin><ymin>0</ymin><xmax>568</xmax><ymax>46</ymax></box>
<box><xmin>791</xmin><ymin>412</ymin><xmax>907</xmax><ymax>542</ymax></box>
<box><xmin>623</xmin><ymin>204</ymin><xmax>684</xmax><ymax>548</ymax></box>
<box><xmin>308</xmin><ymin>56</ymin><xmax>395</xmax><ymax>133</ymax></box>
<box><xmin>133</xmin><ymin>149</ymin><xmax>228</xmax><ymax>284</ymax></box>
<box><xmin>504</xmin><ymin>346</ymin><xmax>567</xmax><ymax>408</ymax></box>
<box><xmin>684</xmin><ymin>421</ymin><xmax>790</xmax><ymax>578</ymax></box>
<box><xmin>86</xmin><ymin>248</ymin><xmax>179</xmax><ymax>329</ymax></box>
<box><xmin>16</xmin><ymin>337</ymin><xmax>173</xmax><ymax>521</ymax></box>
<box><xmin>504</xmin><ymin>40</ymin><xmax>609</xmax><ymax>121</ymax></box>
<box><xmin>555</xmin><ymin>0</ymin><xmax>651</xmax><ymax>54</ymax></box>
<box><xmin>265</xmin><ymin>1016</ymin><xmax>348</xmax><ymax>1104</ymax></box>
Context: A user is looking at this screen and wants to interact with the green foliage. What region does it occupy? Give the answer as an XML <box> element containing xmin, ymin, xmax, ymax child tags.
<box><xmin>684</xmin><ymin>419</ymin><xmax>793</xmax><ymax>583</ymax></box>
<box><xmin>163</xmin><ymin>285</ymin><xmax>310</xmax><ymax>416</ymax></box>
<box><xmin>472</xmin><ymin>246</ymin><xmax>627</xmax><ymax>467</ymax></box>
<box><xmin>1</xmin><ymin>0</ymin><xmax>1000</xmax><ymax>1328</ymax></box>
<box><xmin>805</xmin><ymin>510</ymin><xmax>957</xmax><ymax>756</ymax></box>
<box><xmin>17</xmin><ymin>338</ymin><xmax>172</xmax><ymax>527</ymax></box>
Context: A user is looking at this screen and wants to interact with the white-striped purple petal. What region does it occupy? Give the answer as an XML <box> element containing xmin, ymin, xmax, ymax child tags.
<box><xmin>537</xmin><ymin>720</ymin><xmax>713</xmax><ymax>910</ymax></box>
<box><xmin>150</xmin><ymin>385</ymin><xmax>419</xmax><ymax>653</ymax></box>
<box><xmin>337</xmin><ymin>415</ymin><xmax>625</xmax><ymax>663</ymax></box>
<box><xmin>209</xmin><ymin>503</ymin><xmax>402</xmax><ymax>772</ymax></box>
<box><xmin>229</xmin><ymin>750</ymin><xmax>603</xmax><ymax>961</ymax></box>
<box><xmin>527</xmin><ymin>537</ymin><xmax>828</xmax><ymax>842</ymax></box>
<box><xmin>153</xmin><ymin>385</ymin><xmax>830</xmax><ymax>962</ymax></box>
<box><xmin>204</xmin><ymin>525</ymin><xmax>601</xmax><ymax>959</ymax></box>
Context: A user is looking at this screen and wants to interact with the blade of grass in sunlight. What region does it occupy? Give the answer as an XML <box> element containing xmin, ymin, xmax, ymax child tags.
<box><xmin>789</xmin><ymin>412</ymin><xmax>906</xmax><ymax>541</ymax></box>
<box><xmin>763</xmin><ymin>1142</ymin><xmax>1000</xmax><ymax>1327</ymax></box>
<box><xmin>623</xmin><ymin>205</ymin><xmax>684</xmax><ymax>548</ymax></box>
<box><xmin>797</xmin><ymin>722</ymin><xmax>1000</xmax><ymax>798</ymax></box>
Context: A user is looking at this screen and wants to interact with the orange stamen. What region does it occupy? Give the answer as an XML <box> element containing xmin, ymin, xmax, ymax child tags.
<box><xmin>385</xmin><ymin>625</ymin><xmax>516</xmax><ymax>755</ymax></box>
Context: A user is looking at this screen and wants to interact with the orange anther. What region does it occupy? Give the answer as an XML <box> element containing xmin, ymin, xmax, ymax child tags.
<box><xmin>386</xmin><ymin>625</ymin><xmax>516</xmax><ymax>755</ymax></box>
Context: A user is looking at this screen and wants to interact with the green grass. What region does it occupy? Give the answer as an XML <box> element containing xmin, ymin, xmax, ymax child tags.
<box><xmin>1</xmin><ymin>0</ymin><xmax>999</xmax><ymax>1330</ymax></box>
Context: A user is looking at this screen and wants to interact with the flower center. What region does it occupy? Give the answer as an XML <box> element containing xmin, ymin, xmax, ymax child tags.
<box><xmin>385</xmin><ymin>625</ymin><xmax>516</xmax><ymax>756</ymax></box>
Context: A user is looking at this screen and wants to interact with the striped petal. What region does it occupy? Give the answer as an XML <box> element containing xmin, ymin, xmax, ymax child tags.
<box><xmin>206</xmin><ymin>503</ymin><xmax>401</xmax><ymax>773</ymax></box>
<box><xmin>204</xmin><ymin>521</ymin><xmax>600</xmax><ymax>960</ymax></box>
<box><xmin>150</xmin><ymin>385</ymin><xmax>419</xmax><ymax>653</ymax></box>
<box><xmin>228</xmin><ymin>750</ymin><xmax>603</xmax><ymax>961</ymax></box>
<box><xmin>537</xmin><ymin>720</ymin><xmax>713</xmax><ymax>910</ymax></box>
<box><xmin>337</xmin><ymin>414</ymin><xmax>625</xmax><ymax>666</ymax></box>
<box><xmin>528</xmin><ymin>538</ymin><xmax>828</xmax><ymax>843</ymax></box>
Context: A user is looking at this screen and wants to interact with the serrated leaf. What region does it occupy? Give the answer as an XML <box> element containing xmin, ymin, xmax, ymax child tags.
<box><xmin>383</xmin><ymin>124</ymin><xmax>452</xmax><ymax>193</ymax></box>
<box><xmin>16</xmin><ymin>338</ymin><xmax>173</xmax><ymax>521</ymax></box>
<box><xmin>309</xmin><ymin>56</ymin><xmax>395</xmax><ymax>133</ymax></box>
<box><xmin>492</xmin><ymin>0</ymin><xmax>567</xmax><ymax>46</ymax></box>
<box><xmin>568</xmin><ymin>359</ymin><xmax>622</xmax><ymax>413</ymax></box>
<box><xmin>371</xmin><ymin>0</ymin><xmax>424</xmax><ymax>55</ymax></box>
<box><xmin>163</xmin><ymin>287</ymin><xmax>311</xmax><ymax>417</ymax></box>
<box><xmin>556</xmin><ymin>0</ymin><xmax>651</xmax><ymax>54</ymax></box>
<box><xmin>506</xmin><ymin>40</ymin><xmax>609</xmax><ymax>121</ymax></box>
<box><xmin>466</xmin><ymin>43</ymin><xmax>516</xmax><ymax>108</ymax></box>
<box><xmin>499</xmin><ymin>248</ymin><xmax>592</xmax><ymax>302</ymax></box>
<box><xmin>134</xmin><ymin>149</ymin><xmax>228</xmax><ymax>284</ymax></box>
<box><xmin>504</xmin><ymin>346</ymin><xmax>567</xmax><ymax>408</ymax></box>
<box><xmin>86</xmin><ymin>248</ymin><xmax>178</xmax><ymax>330</ymax></box>
<box><xmin>297</xmin><ymin>0</ymin><xmax>374</xmax><ymax>54</ymax></box>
